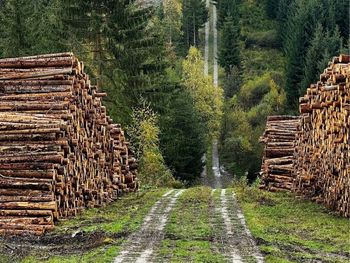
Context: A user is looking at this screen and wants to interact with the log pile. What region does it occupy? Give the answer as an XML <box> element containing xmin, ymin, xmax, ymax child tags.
<box><xmin>0</xmin><ymin>53</ymin><xmax>138</xmax><ymax>235</ymax></box>
<box><xmin>295</xmin><ymin>54</ymin><xmax>350</xmax><ymax>217</ymax></box>
<box><xmin>259</xmin><ymin>116</ymin><xmax>300</xmax><ymax>192</ymax></box>
<box><xmin>260</xmin><ymin>54</ymin><xmax>350</xmax><ymax>217</ymax></box>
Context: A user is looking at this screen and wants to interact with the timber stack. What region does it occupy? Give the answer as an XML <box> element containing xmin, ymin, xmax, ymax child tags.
<box><xmin>295</xmin><ymin>54</ymin><xmax>350</xmax><ymax>217</ymax></box>
<box><xmin>259</xmin><ymin>116</ymin><xmax>300</xmax><ymax>192</ymax></box>
<box><xmin>259</xmin><ymin>54</ymin><xmax>350</xmax><ymax>217</ymax></box>
<box><xmin>0</xmin><ymin>52</ymin><xmax>138</xmax><ymax>235</ymax></box>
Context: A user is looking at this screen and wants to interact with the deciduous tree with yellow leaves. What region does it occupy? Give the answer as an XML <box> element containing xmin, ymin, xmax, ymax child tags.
<box><xmin>182</xmin><ymin>47</ymin><xmax>224</xmax><ymax>139</ymax></box>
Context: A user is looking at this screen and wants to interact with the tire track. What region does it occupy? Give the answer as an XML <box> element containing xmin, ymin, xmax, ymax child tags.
<box><xmin>211</xmin><ymin>189</ymin><xmax>264</xmax><ymax>263</ymax></box>
<box><xmin>226</xmin><ymin>191</ymin><xmax>264</xmax><ymax>263</ymax></box>
<box><xmin>113</xmin><ymin>189</ymin><xmax>185</xmax><ymax>263</ymax></box>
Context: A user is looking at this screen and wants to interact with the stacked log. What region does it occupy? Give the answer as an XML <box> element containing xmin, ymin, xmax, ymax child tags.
<box><xmin>259</xmin><ymin>116</ymin><xmax>300</xmax><ymax>192</ymax></box>
<box><xmin>0</xmin><ymin>53</ymin><xmax>138</xmax><ymax>235</ymax></box>
<box><xmin>294</xmin><ymin>54</ymin><xmax>350</xmax><ymax>217</ymax></box>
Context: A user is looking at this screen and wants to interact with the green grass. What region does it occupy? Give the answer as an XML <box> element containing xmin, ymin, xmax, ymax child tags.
<box><xmin>3</xmin><ymin>188</ymin><xmax>168</xmax><ymax>263</ymax></box>
<box><xmin>159</xmin><ymin>239</ymin><xmax>226</xmax><ymax>263</ymax></box>
<box><xmin>234</xmin><ymin>185</ymin><xmax>350</xmax><ymax>263</ymax></box>
<box><xmin>159</xmin><ymin>187</ymin><xmax>226</xmax><ymax>262</ymax></box>
<box><xmin>53</xmin><ymin>188</ymin><xmax>168</xmax><ymax>235</ymax></box>
<box><xmin>22</xmin><ymin>246</ymin><xmax>120</xmax><ymax>263</ymax></box>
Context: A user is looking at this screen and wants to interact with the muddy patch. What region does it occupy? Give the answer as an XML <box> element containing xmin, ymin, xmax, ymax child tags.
<box><xmin>0</xmin><ymin>229</ymin><xmax>130</xmax><ymax>262</ymax></box>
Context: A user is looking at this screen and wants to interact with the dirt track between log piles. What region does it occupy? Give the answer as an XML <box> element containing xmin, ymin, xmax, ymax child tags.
<box><xmin>113</xmin><ymin>190</ymin><xmax>184</xmax><ymax>263</ymax></box>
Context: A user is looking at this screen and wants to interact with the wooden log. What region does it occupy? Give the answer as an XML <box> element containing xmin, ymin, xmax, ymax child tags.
<box><xmin>0</xmin><ymin>201</ymin><xmax>56</xmax><ymax>210</ymax></box>
<box><xmin>0</xmin><ymin>179</ymin><xmax>52</xmax><ymax>190</ymax></box>
<box><xmin>0</xmin><ymin>209</ymin><xmax>52</xmax><ymax>217</ymax></box>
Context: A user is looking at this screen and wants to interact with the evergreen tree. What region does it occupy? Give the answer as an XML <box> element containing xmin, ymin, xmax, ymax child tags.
<box><xmin>161</xmin><ymin>0</ymin><xmax>183</xmax><ymax>47</ymax></box>
<box><xmin>107</xmin><ymin>2</ymin><xmax>168</xmax><ymax>102</ymax></box>
<box><xmin>283</xmin><ymin>0</ymin><xmax>346</xmax><ymax>109</ymax></box>
<box><xmin>29</xmin><ymin>0</ymin><xmax>66</xmax><ymax>54</ymax></box>
<box><xmin>181</xmin><ymin>0</ymin><xmax>208</xmax><ymax>51</ymax></box>
<box><xmin>0</xmin><ymin>0</ymin><xmax>30</xmax><ymax>57</ymax></box>
<box><xmin>223</xmin><ymin>66</ymin><xmax>241</xmax><ymax>98</ymax></box>
<box><xmin>62</xmin><ymin>0</ymin><xmax>169</xmax><ymax>123</ymax></box>
<box><xmin>160</xmin><ymin>88</ymin><xmax>205</xmax><ymax>182</ymax></box>
<box><xmin>217</xmin><ymin>0</ymin><xmax>240</xmax><ymax>28</ymax></box>
<box><xmin>301</xmin><ymin>25</ymin><xmax>341</xmax><ymax>94</ymax></box>
<box><xmin>276</xmin><ymin>0</ymin><xmax>295</xmax><ymax>44</ymax></box>
<box><xmin>265</xmin><ymin>0</ymin><xmax>279</xmax><ymax>19</ymax></box>
<box><xmin>333</xmin><ymin>0</ymin><xmax>350</xmax><ymax>40</ymax></box>
<box><xmin>0</xmin><ymin>0</ymin><xmax>66</xmax><ymax>58</ymax></box>
<box><xmin>219</xmin><ymin>15</ymin><xmax>241</xmax><ymax>74</ymax></box>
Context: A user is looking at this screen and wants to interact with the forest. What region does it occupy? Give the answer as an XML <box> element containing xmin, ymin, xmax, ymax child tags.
<box><xmin>0</xmin><ymin>0</ymin><xmax>349</xmax><ymax>262</ymax></box>
<box><xmin>0</xmin><ymin>0</ymin><xmax>349</xmax><ymax>186</ymax></box>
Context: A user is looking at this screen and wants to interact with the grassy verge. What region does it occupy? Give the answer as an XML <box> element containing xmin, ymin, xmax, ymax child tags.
<box><xmin>0</xmin><ymin>188</ymin><xmax>168</xmax><ymax>263</ymax></box>
<box><xmin>234</xmin><ymin>184</ymin><xmax>350</xmax><ymax>263</ymax></box>
<box><xmin>54</xmin><ymin>188</ymin><xmax>168</xmax><ymax>234</ymax></box>
<box><xmin>158</xmin><ymin>186</ymin><xmax>226</xmax><ymax>262</ymax></box>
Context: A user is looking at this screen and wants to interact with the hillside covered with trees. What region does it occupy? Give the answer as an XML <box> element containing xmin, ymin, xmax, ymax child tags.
<box><xmin>218</xmin><ymin>0</ymin><xmax>349</xmax><ymax>181</ymax></box>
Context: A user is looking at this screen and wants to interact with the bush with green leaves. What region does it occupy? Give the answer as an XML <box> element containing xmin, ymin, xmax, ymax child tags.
<box><xmin>128</xmin><ymin>102</ymin><xmax>175</xmax><ymax>188</ymax></box>
<box><xmin>220</xmin><ymin>72</ymin><xmax>286</xmax><ymax>180</ymax></box>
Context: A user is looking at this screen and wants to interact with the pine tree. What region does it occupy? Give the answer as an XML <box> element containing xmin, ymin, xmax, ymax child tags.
<box><xmin>162</xmin><ymin>0</ymin><xmax>183</xmax><ymax>47</ymax></box>
<box><xmin>61</xmin><ymin>0</ymin><xmax>170</xmax><ymax>123</ymax></box>
<box><xmin>218</xmin><ymin>15</ymin><xmax>240</xmax><ymax>74</ymax></box>
<box><xmin>62</xmin><ymin>0</ymin><xmax>112</xmax><ymax>89</ymax></box>
<box><xmin>276</xmin><ymin>0</ymin><xmax>295</xmax><ymax>44</ymax></box>
<box><xmin>108</xmin><ymin>3</ymin><xmax>169</xmax><ymax>106</ymax></box>
<box><xmin>223</xmin><ymin>66</ymin><xmax>241</xmax><ymax>98</ymax></box>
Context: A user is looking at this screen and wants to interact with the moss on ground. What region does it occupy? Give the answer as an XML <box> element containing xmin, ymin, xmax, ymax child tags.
<box><xmin>234</xmin><ymin>185</ymin><xmax>350</xmax><ymax>263</ymax></box>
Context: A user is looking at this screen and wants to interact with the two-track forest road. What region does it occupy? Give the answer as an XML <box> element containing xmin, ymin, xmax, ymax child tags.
<box><xmin>113</xmin><ymin>190</ymin><xmax>184</xmax><ymax>263</ymax></box>
<box><xmin>112</xmin><ymin>2</ymin><xmax>264</xmax><ymax>263</ymax></box>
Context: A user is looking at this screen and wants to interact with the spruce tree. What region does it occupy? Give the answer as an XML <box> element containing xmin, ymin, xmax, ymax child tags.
<box><xmin>301</xmin><ymin>25</ymin><xmax>341</xmax><ymax>94</ymax></box>
<box><xmin>181</xmin><ymin>0</ymin><xmax>208</xmax><ymax>51</ymax></box>
<box><xmin>0</xmin><ymin>0</ymin><xmax>66</xmax><ymax>58</ymax></box>
<box><xmin>217</xmin><ymin>0</ymin><xmax>240</xmax><ymax>28</ymax></box>
<box><xmin>265</xmin><ymin>0</ymin><xmax>279</xmax><ymax>19</ymax></box>
<box><xmin>0</xmin><ymin>0</ymin><xmax>30</xmax><ymax>57</ymax></box>
<box><xmin>283</xmin><ymin>0</ymin><xmax>346</xmax><ymax>109</ymax></box>
<box><xmin>218</xmin><ymin>15</ymin><xmax>240</xmax><ymax>74</ymax></box>
<box><xmin>28</xmin><ymin>0</ymin><xmax>66</xmax><ymax>54</ymax></box>
<box><xmin>160</xmin><ymin>88</ymin><xmax>205</xmax><ymax>182</ymax></box>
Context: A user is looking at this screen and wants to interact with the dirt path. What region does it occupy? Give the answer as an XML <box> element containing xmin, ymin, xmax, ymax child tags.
<box><xmin>211</xmin><ymin>189</ymin><xmax>264</xmax><ymax>263</ymax></box>
<box><xmin>212</xmin><ymin>139</ymin><xmax>223</xmax><ymax>188</ymax></box>
<box><xmin>113</xmin><ymin>190</ymin><xmax>184</xmax><ymax>263</ymax></box>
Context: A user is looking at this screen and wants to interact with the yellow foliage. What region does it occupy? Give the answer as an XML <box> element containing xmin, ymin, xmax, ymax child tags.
<box><xmin>128</xmin><ymin>103</ymin><xmax>175</xmax><ymax>188</ymax></box>
<box><xmin>182</xmin><ymin>47</ymin><xmax>224</xmax><ymax>138</ymax></box>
